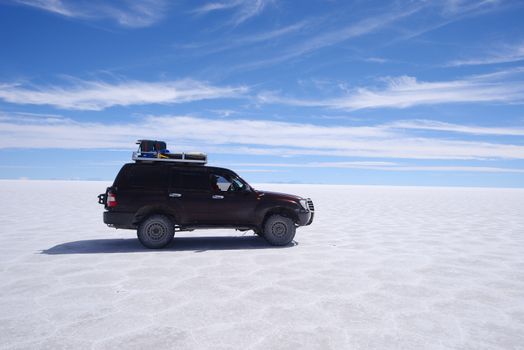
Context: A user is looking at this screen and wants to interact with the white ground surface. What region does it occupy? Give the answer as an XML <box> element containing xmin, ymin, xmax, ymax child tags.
<box><xmin>1</xmin><ymin>180</ymin><xmax>524</xmax><ymax>349</ymax></box>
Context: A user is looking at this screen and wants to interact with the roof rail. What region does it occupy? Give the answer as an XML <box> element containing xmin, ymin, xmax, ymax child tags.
<box><xmin>132</xmin><ymin>152</ymin><xmax>207</xmax><ymax>164</ymax></box>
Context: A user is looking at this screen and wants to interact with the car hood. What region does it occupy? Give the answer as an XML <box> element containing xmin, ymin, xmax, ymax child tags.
<box><xmin>255</xmin><ymin>190</ymin><xmax>302</xmax><ymax>202</ymax></box>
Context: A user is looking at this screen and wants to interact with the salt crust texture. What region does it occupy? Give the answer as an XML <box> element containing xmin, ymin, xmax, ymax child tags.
<box><xmin>1</xmin><ymin>180</ymin><xmax>523</xmax><ymax>349</ymax></box>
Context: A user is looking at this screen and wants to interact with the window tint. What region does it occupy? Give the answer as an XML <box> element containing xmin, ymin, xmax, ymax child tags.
<box><xmin>171</xmin><ymin>170</ymin><xmax>210</xmax><ymax>191</ymax></box>
<box><xmin>127</xmin><ymin>166</ymin><xmax>166</xmax><ymax>189</ymax></box>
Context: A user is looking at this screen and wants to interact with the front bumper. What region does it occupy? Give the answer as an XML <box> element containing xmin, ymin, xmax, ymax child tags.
<box><xmin>296</xmin><ymin>198</ymin><xmax>314</xmax><ymax>226</ymax></box>
<box><xmin>297</xmin><ymin>210</ymin><xmax>314</xmax><ymax>226</ymax></box>
<box><xmin>103</xmin><ymin>211</ymin><xmax>136</xmax><ymax>229</ymax></box>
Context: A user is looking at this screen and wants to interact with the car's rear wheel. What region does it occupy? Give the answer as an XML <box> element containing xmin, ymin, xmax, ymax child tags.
<box><xmin>137</xmin><ymin>215</ymin><xmax>174</xmax><ymax>249</ymax></box>
<box><xmin>263</xmin><ymin>214</ymin><xmax>296</xmax><ymax>246</ymax></box>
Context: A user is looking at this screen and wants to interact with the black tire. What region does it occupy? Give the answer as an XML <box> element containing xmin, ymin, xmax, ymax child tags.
<box><xmin>137</xmin><ymin>215</ymin><xmax>175</xmax><ymax>249</ymax></box>
<box><xmin>263</xmin><ymin>215</ymin><xmax>296</xmax><ymax>246</ymax></box>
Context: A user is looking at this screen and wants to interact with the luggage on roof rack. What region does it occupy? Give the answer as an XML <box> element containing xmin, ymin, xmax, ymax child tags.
<box><xmin>133</xmin><ymin>140</ymin><xmax>207</xmax><ymax>165</ymax></box>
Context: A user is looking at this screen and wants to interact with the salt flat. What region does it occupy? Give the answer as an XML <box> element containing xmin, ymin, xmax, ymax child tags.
<box><xmin>1</xmin><ymin>180</ymin><xmax>523</xmax><ymax>349</ymax></box>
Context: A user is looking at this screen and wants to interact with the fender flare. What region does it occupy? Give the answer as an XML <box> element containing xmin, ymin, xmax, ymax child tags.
<box><xmin>259</xmin><ymin>206</ymin><xmax>299</xmax><ymax>228</ymax></box>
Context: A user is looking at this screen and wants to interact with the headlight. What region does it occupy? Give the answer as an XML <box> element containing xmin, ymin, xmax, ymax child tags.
<box><xmin>299</xmin><ymin>199</ymin><xmax>308</xmax><ymax>210</ymax></box>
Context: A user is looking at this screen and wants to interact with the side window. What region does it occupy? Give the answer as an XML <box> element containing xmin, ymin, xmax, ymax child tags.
<box><xmin>172</xmin><ymin>170</ymin><xmax>210</xmax><ymax>191</ymax></box>
<box><xmin>210</xmin><ymin>174</ymin><xmax>232</xmax><ymax>192</ymax></box>
<box><xmin>231</xmin><ymin>176</ymin><xmax>246</xmax><ymax>191</ymax></box>
<box><xmin>127</xmin><ymin>166</ymin><xmax>166</xmax><ymax>189</ymax></box>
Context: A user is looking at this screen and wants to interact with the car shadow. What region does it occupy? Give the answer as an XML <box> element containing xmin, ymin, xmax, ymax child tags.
<box><xmin>41</xmin><ymin>236</ymin><xmax>297</xmax><ymax>255</ymax></box>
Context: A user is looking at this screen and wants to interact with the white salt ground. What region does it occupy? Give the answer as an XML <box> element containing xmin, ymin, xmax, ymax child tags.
<box><xmin>1</xmin><ymin>180</ymin><xmax>523</xmax><ymax>349</ymax></box>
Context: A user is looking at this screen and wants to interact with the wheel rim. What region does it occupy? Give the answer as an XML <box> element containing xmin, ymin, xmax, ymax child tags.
<box><xmin>146</xmin><ymin>222</ymin><xmax>167</xmax><ymax>241</ymax></box>
<box><xmin>271</xmin><ymin>222</ymin><xmax>287</xmax><ymax>237</ymax></box>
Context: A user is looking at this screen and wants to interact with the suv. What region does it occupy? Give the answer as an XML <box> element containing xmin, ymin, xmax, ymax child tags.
<box><xmin>98</xmin><ymin>162</ymin><xmax>314</xmax><ymax>249</ymax></box>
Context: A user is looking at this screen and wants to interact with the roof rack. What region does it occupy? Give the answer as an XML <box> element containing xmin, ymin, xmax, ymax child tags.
<box><xmin>132</xmin><ymin>140</ymin><xmax>207</xmax><ymax>165</ymax></box>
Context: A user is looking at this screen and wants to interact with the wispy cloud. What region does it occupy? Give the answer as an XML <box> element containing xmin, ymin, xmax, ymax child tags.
<box><xmin>257</xmin><ymin>68</ymin><xmax>524</xmax><ymax>110</ymax></box>
<box><xmin>368</xmin><ymin>0</ymin><xmax>507</xmax><ymax>51</ymax></box>
<box><xmin>363</xmin><ymin>57</ymin><xmax>389</xmax><ymax>64</ymax></box>
<box><xmin>387</xmin><ymin>119</ymin><xmax>524</xmax><ymax>136</ymax></box>
<box><xmin>441</xmin><ymin>0</ymin><xmax>501</xmax><ymax>15</ymax></box>
<box><xmin>11</xmin><ymin>0</ymin><xmax>167</xmax><ymax>27</ymax></box>
<box><xmin>174</xmin><ymin>21</ymin><xmax>308</xmax><ymax>56</ymax></box>
<box><xmin>0</xmin><ymin>79</ymin><xmax>248</xmax><ymax>110</ymax></box>
<box><xmin>231</xmin><ymin>0</ymin><xmax>272</xmax><ymax>25</ymax></box>
<box><xmin>191</xmin><ymin>2</ymin><xmax>238</xmax><ymax>13</ymax></box>
<box><xmin>232</xmin><ymin>0</ymin><xmax>504</xmax><ymax>71</ymax></box>
<box><xmin>448</xmin><ymin>42</ymin><xmax>524</xmax><ymax>67</ymax></box>
<box><xmin>234</xmin><ymin>21</ymin><xmax>307</xmax><ymax>44</ymax></box>
<box><xmin>1</xmin><ymin>114</ymin><xmax>524</xmax><ymax>161</ymax></box>
<box><xmin>238</xmin><ymin>3</ymin><xmax>422</xmax><ymax>69</ymax></box>
<box><xmin>191</xmin><ymin>0</ymin><xmax>273</xmax><ymax>26</ymax></box>
<box><xmin>227</xmin><ymin>161</ymin><xmax>524</xmax><ymax>173</ymax></box>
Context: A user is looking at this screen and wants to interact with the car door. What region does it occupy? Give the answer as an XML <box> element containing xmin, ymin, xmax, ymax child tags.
<box><xmin>207</xmin><ymin>171</ymin><xmax>258</xmax><ymax>225</ymax></box>
<box><xmin>168</xmin><ymin>167</ymin><xmax>213</xmax><ymax>225</ymax></box>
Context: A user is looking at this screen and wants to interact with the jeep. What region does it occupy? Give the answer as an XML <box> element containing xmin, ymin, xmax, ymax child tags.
<box><xmin>98</xmin><ymin>160</ymin><xmax>314</xmax><ymax>249</ymax></box>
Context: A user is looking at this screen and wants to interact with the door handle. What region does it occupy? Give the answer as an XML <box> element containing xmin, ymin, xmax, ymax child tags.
<box><xmin>212</xmin><ymin>195</ymin><xmax>224</xmax><ymax>199</ymax></box>
<box><xmin>169</xmin><ymin>193</ymin><xmax>182</xmax><ymax>198</ymax></box>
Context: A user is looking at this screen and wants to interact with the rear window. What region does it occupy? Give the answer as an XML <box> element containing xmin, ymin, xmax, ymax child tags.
<box><xmin>122</xmin><ymin>165</ymin><xmax>167</xmax><ymax>189</ymax></box>
<box><xmin>171</xmin><ymin>170</ymin><xmax>210</xmax><ymax>191</ymax></box>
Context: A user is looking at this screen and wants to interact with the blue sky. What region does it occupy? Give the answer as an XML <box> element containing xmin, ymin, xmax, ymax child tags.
<box><xmin>1</xmin><ymin>0</ymin><xmax>524</xmax><ymax>187</ymax></box>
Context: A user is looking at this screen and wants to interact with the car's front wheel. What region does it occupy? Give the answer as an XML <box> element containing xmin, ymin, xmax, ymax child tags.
<box><xmin>137</xmin><ymin>215</ymin><xmax>175</xmax><ymax>249</ymax></box>
<box><xmin>263</xmin><ymin>215</ymin><xmax>296</xmax><ymax>246</ymax></box>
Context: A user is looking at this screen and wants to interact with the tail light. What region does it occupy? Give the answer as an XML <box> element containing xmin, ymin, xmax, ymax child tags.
<box><xmin>107</xmin><ymin>192</ymin><xmax>117</xmax><ymax>208</ymax></box>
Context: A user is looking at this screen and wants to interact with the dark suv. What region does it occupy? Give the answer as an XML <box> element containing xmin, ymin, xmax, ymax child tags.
<box><xmin>99</xmin><ymin>162</ymin><xmax>314</xmax><ymax>248</ymax></box>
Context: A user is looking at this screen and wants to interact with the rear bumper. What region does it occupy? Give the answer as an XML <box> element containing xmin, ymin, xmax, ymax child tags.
<box><xmin>103</xmin><ymin>211</ymin><xmax>136</xmax><ymax>229</ymax></box>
